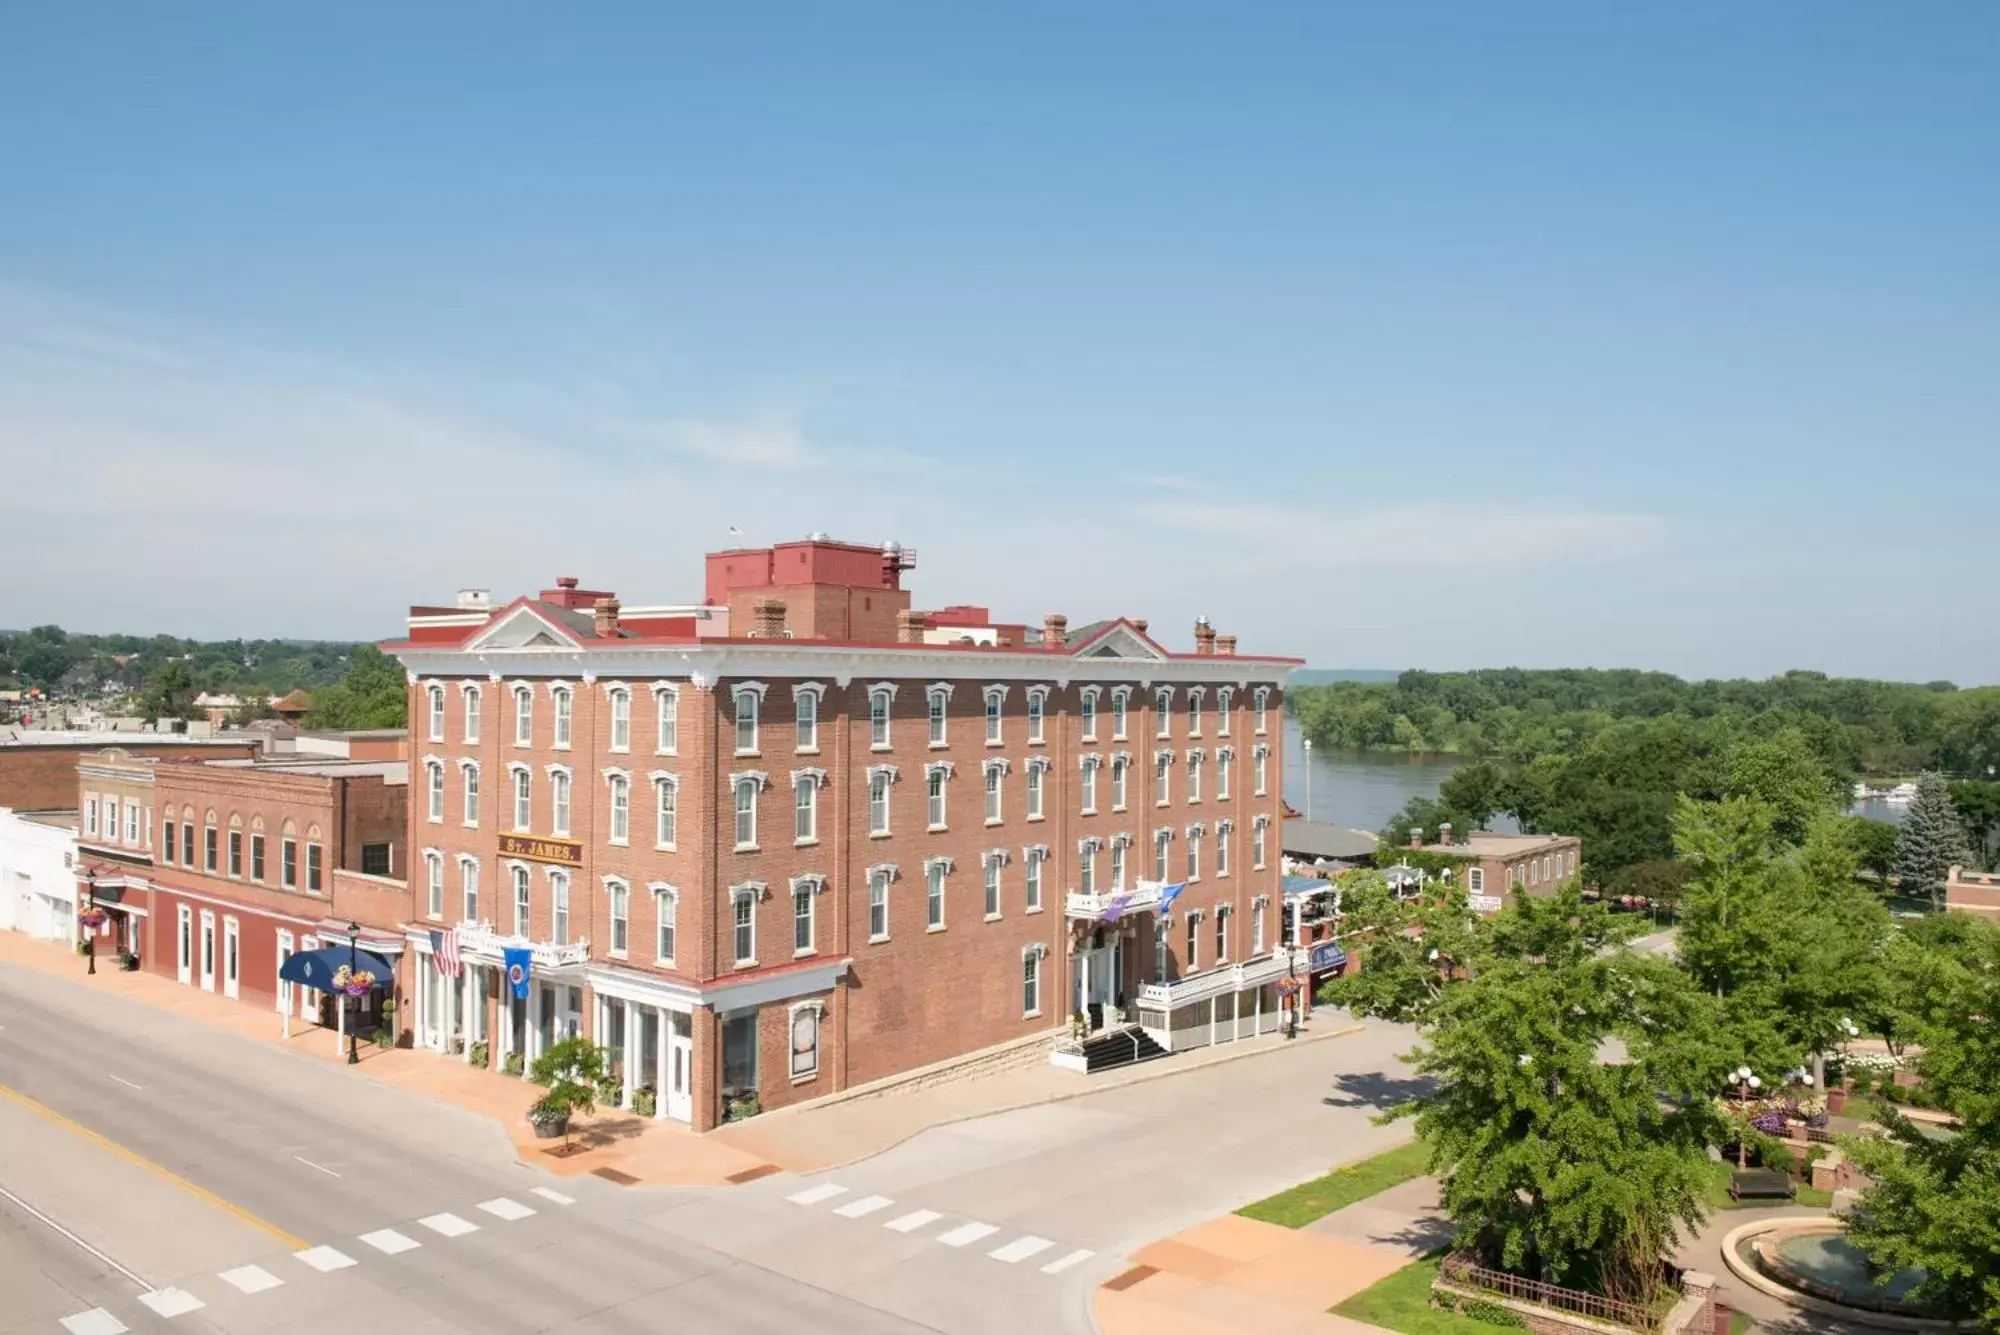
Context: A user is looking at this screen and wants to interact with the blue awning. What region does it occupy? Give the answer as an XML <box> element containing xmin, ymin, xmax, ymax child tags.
<box><xmin>278</xmin><ymin>945</ymin><xmax>394</xmax><ymax>993</ymax></box>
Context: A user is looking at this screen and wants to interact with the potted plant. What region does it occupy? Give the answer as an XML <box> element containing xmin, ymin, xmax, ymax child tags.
<box><xmin>526</xmin><ymin>1035</ymin><xmax>608</xmax><ymax>1153</ymax></box>
<box><xmin>117</xmin><ymin>951</ymin><xmax>139</xmax><ymax>972</ymax></box>
<box><xmin>469</xmin><ymin>1039</ymin><xmax>489</xmax><ymax>1069</ymax></box>
<box><xmin>632</xmin><ymin>1086</ymin><xmax>657</xmax><ymax>1118</ymax></box>
<box><xmin>725</xmin><ymin>1091</ymin><xmax>762</xmax><ymax>1123</ymax></box>
<box><xmin>503</xmin><ymin>1051</ymin><xmax>525</xmax><ymax>1077</ymax></box>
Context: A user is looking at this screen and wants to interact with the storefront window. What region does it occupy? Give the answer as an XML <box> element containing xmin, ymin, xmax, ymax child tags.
<box><xmin>722</xmin><ymin>1011</ymin><xmax>758</xmax><ymax>1094</ymax></box>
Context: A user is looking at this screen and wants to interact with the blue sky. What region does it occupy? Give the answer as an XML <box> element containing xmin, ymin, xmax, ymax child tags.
<box><xmin>2</xmin><ymin>4</ymin><xmax>1995</xmax><ymax>681</ymax></box>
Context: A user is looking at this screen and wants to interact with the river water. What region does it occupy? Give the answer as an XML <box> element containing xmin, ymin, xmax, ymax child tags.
<box><xmin>1281</xmin><ymin>715</ymin><xmax>1475</xmax><ymax>835</ymax></box>
<box><xmin>1282</xmin><ymin>715</ymin><xmax>1901</xmax><ymax>835</ymax></box>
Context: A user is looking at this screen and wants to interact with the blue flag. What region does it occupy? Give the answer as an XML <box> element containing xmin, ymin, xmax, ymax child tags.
<box><xmin>1158</xmin><ymin>880</ymin><xmax>1187</xmax><ymax>911</ymax></box>
<box><xmin>503</xmin><ymin>947</ymin><xmax>532</xmax><ymax>1000</ymax></box>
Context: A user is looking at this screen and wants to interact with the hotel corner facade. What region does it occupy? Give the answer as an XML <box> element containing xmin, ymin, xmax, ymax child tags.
<box><xmin>385</xmin><ymin>537</ymin><xmax>1300</xmax><ymax>1131</ymax></box>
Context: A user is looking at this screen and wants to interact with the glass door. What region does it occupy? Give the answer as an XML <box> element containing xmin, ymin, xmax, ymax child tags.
<box><xmin>666</xmin><ymin>1012</ymin><xmax>693</xmax><ymax>1122</ymax></box>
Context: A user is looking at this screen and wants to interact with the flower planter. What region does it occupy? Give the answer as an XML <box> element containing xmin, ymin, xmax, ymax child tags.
<box><xmin>529</xmin><ymin>1112</ymin><xmax>570</xmax><ymax>1140</ymax></box>
<box><xmin>117</xmin><ymin>955</ymin><xmax>139</xmax><ymax>972</ymax></box>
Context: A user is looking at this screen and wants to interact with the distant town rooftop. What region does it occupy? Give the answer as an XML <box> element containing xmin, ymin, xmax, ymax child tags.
<box><xmin>1</xmin><ymin>728</ymin><xmax>257</xmax><ymax>748</ymax></box>
<box><xmin>1414</xmin><ymin>831</ymin><xmax>1577</xmax><ymax>856</ymax></box>
<box><xmin>200</xmin><ymin>758</ymin><xmax>409</xmax><ymax>782</ymax></box>
<box><xmin>1281</xmin><ymin>819</ymin><xmax>1380</xmax><ymax>862</ymax></box>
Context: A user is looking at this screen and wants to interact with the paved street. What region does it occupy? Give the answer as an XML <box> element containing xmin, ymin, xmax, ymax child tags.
<box><xmin>1</xmin><ymin>959</ymin><xmax>1420</xmax><ymax>1334</ymax></box>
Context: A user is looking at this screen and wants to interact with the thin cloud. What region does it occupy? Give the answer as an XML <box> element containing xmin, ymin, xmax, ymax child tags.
<box><xmin>1141</xmin><ymin>500</ymin><xmax>1669</xmax><ymax>570</ymax></box>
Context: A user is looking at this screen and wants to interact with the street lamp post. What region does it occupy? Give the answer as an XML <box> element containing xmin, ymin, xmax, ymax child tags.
<box><xmin>345</xmin><ymin>920</ymin><xmax>361</xmax><ymax>1066</ymax></box>
<box><xmin>1732</xmin><ymin>1065</ymin><xmax>1762</xmax><ymax>1169</ymax></box>
<box><xmin>1302</xmin><ymin>736</ymin><xmax>1312</xmax><ymax>821</ymax></box>
<box><xmin>82</xmin><ymin>874</ymin><xmax>96</xmax><ymax>975</ymax></box>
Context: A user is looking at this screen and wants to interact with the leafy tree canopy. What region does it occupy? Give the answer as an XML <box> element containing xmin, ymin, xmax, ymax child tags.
<box><xmin>302</xmin><ymin>646</ymin><xmax>407</xmax><ymax>731</ymax></box>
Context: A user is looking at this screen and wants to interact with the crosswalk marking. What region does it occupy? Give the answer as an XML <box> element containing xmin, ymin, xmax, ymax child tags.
<box><xmin>833</xmin><ymin>1194</ymin><xmax>894</xmax><ymax>1218</ymax></box>
<box><xmin>989</xmin><ymin>1235</ymin><xmax>1055</xmax><ymax>1264</ymax></box>
<box><xmin>884</xmin><ymin>1208</ymin><xmax>942</xmax><ymax>1233</ymax></box>
<box><xmin>1040</xmin><ymin>1247</ymin><xmax>1096</xmax><ymax>1274</ymax></box>
<box><xmin>360</xmin><ymin>1228</ymin><xmax>422</xmax><ymax>1254</ymax></box>
<box><xmin>137</xmin><ymin>1288</ymin><xmax>205</xmax><ymax>1318</ymax></box>
<box><xmin>419</xmin><ymin>1212</ymin><xmax>481</xmax><ymax>1238</ymax></box>
<box><xmin>295</xmin><ymin>1245</ymin><xmax>357</xmax><ymax>1273</ymax></box>
<box><xmin>936</xmin><ymin>1221</ymin><xmax>1000</xmax><ymax>1248</ymax></box>
<box><xmin>218</xmin><ymin>1265</ymin><xmax>284</xmax><ymax>1294</ymax></box>
<box><xmin>59</xmin><ymin>1311</ymin><xmax>126</xmax><ymax>1335</ymax></box>
<box><xmin>786</xmin><ymin>1182</ymin><xmax>848</xmax><ymax>1206</ymax></box>
<box><xmin>530</xmin><ymin>1187</ymin><xmax>576</xmax><ymax>1205</ymax></box>
<box><xmin>478</xmin><ymin>1196</ymin><xmax>537</xmax><ymax>1221</ymax></box>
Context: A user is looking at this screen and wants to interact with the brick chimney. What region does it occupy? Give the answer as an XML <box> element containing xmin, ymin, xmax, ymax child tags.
<box><xmin>1131</xmin><ymin>619</ymin><xmax>1148</xmax><ymax>635</ymax></box>
<box><xmin>1043</xmin><ymin>614</ymin><xmax>1068</xmax><ymax>648</ymax></box>
<box><xmin>593</xmin><ymin>596</ymin><xmax>622</xmax><ymax>638</ymax></box>
<box><xmin>897</xmin><ymin>610</ymin><xmax>929</xmax><ymax>643</ymax></box>
<box><xmin>556</xmin><ymin>576</ymin><xmax>579</xmax><ymax>591</ymax></box>
<box><xmin>1408</xmin><ymin>829</ymin><xmax>1424</xmax><ymax>849</ymax></box>
<box><xmin>1439</xmin><ymin>821</ymin><xmax>1453</xmax><ymax>846</ymax></box>
<box><xmin>1215</xmin><ymin>633</ymin><xmax>1237</xmax><ymax>657</ymax></box>
<box><xmin>1193</xmin><ymin>617</ymin><xmax>1216</xmax><ymax>656</ymax></box>
<box><xmin>753</xmin><ymin>597</ymin><xmax>788</xmax><ymax>638</ymax></box>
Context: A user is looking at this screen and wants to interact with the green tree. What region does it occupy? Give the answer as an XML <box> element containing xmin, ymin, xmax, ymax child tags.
<box><xmin>303</xmin><ymin>647</ymin><xmax>407</xmax><ymax>731</ymax></box>
<box><xmin>1891</xmin><ymin>772</ymin><xmax>1974</xmax><ymax>908</ymax></box>
<box><xmin>1396</xmin><ymin>887</ymin><xmax>1725</xmax><ymax>1300</ymax></box>
<box><xmin>1845</xmin><ymin>916</ymin><xmax>2000</xmax><ymax>1328</ymax></box>
<box><xmin>1845</xmin><ymin>815</ymin><xmax>1902</xmax><ymax>882</ymax></box>
<box><xmin>140</xmin><ymin>661</ymin><xmax>203</xmax><ymax>721</ymax></box>
<box><xmin>1723</xmin><ymin>729</ymin><xmax>1842</xmax><ymax>847</ymax></box>
<box><xmin>1949</xmin><ymin>780</ymin><xmax>2000</xmax><ymax>870</ymax></box>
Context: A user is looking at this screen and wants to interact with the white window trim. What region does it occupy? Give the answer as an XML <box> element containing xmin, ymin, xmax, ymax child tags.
<box><xmin>923</xmin><ymin>855</ymin><xmax>954</xmax><ymax>932</ymax></box>
<box><xmin>548</xmin><ymin>680</ymin><xmax>575</xmax><ymax>750</ymax></box>
<box><xmin>456</xmin><ymin>852</ymin><xmax>482</xmax><ymax>924</ymax></box>
<box><xmin>868</xmin><ymin>682</ymin><xmax>898</xmax><ymax>751</ymax></box>
<box><xmin>790</xmin><ymin>873</ymin><xmax>824</xmax><ymax>957</ymax></box>
<box><xmin>731</xmin><ymin>770</ymin><xmax>769</xmax><ymax>851</ymax></box>
<box><xmin>787</xmin><ymin>998</ymin><xmax>825</xmax><ymax>1081</ymax></box>
<box><xmin>982</xmin><ymin>683</ymin><xmax>1008</xmax><ymax>746</ymax></box>
<box><xmin>603</xmin><ymin>767</ymin><xmax>632</xmax><ymax>846</ymax></box>
<box><xmin>1217</xmin><ymin>687</ymin><xmax>1234</xmax><ymax>737</ymax></box>
<box><xmin>1110</xmin><ymin>686</ymin><xmax>1132</xmax><ymax>741</ymax></box>
<box><xmin>650</xmin><ymin>770</ymin><xmax>679</xmax><ymax>850</ymax></box>
<box><xmin>511</xmin><ymin>682</ymin><xmax>534</xmax><ymax>747</ymax></box>
<box><xmin>649</xmin><ymin>881</ymin><xmax>679</xmax><ymax>967</ymax></box>
<box><xmin>603</xmin><ymin>875</ymin><xmax>632</xmax><ymax>958</ymax></box>
<box><xmin>458</xmin><ymin>758</ymin><xmax>482</xmax><ymax>829</ymax></box>
<box><xmin>426</xmin><ymin>683</ymin><xmax>446</xmax><ymax>743</ymax></box>
<box><xmin>1022</xmin><ymin>941</ymin><xmax>1048</xmax><ymax>1018</ymax></box>
<box><xmin>792</xmin><ymin>767</ymin><xmax>825</xmax><ymax>846</ymax></box>
<box><xmin>1254</xmin><ymin>686</ymin><xmax>1272</xmax><ymax>735</ymax></box>
<box><xmin>461</xmin><ymin>680</ymin><xmax>483</xmax><ymax>743</ymax></box>
<box><xmin>1022</xmin><ymin>843</ymin><xmax>1049</xmax><ymax>914</ymax></box>
<box><xmin>1080</xmin><ymin>685</ymin><xmax>1101</xmax><ymax>741</ymax></box>
<box><xmin>729</xmin><ymin>880</ymin><xmax>764</xmax><ymax>967</ymax></box>
<box><xmin>866</xmin><ymin>862</ymin><xmax>898</xmax><ymax>943</ymax></box>
<box><xmin>651</xmin><ymin>681</ymin><xmax>681</xmax><ymax>755</ymax></box>
<box><xmin>732</xmin><ymin>681</ymin><xmax>770</xmax><ymax>756</ymax></box>
<box><xmin>925</xmin><ymin>760</ymin><xmax>955</xmax><ymax>831</ymax></box>
<box><xmin>424</xmin><ymin>758</ymin><xmax>446</xmax><ymax>824</ymax></box>
<box><xmin>604</xmin><ymin>682</ymin><xmax>633</xmax><ymax>753</ymax></box>
<box><xmin>1026</xmin><ymin>684</ymin><xmax>1050</xmax><ymax>745</ymax></box>
<box><xmin>791</xmin><ymin>681</ymin><xmax>827</xmax><ymax>755</ymax></box>
<box><xmin>926</xmin><ymin>682</ymin><xmax>953</xmax><ymax>748</ymax></box>
<box><xmin>423</xmin><ymin>848</ymin><xmax>445</xmax><ymax>921</ymax></box>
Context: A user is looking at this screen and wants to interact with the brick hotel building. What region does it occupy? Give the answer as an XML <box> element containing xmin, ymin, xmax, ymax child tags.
<box><xmin>385</xmin><ymin>537</ymin><xmax>1300</xmax><ymax>1130</ymax></box>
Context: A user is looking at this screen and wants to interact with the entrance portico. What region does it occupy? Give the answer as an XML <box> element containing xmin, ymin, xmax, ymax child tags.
<box><xmin>589</xmin><ymin>968</ymin><xmax>698</xmax><ymax>1124</ymax></box>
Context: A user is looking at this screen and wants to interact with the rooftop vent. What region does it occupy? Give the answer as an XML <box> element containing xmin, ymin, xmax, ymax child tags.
<box><xmin>457</xmin><ymin>589</ymin><xmax>491</xmax><ymax>610</ymax></box>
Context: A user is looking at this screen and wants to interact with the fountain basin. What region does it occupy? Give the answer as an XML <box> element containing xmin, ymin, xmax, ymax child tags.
<box><xmin>1719</xmin><ymin>1218</ymin><xmax>1974</xmax><ymax>1331</ymax></box>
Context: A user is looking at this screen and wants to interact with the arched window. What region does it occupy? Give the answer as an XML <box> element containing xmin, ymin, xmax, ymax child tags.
<box><xmin>733</xmin><ymin>686</ymin><xmax>763</xmax><ymax>754</ymax></box>
<box><xmin>550</xmin><ymin>768</ymin><xmax>572</xmax><ymax>836</ymax></box>
<box><xmin>1254</xmin><ymin>687</ymin><xmax>1271</xmax><ymax>735</ymax></box>
<box><xmin>652</xmin><ymin>883</ymin><xmax>678</xmax><ymax>963</ymax></box>
<box><xmin>1111</xmin><ymin>755</ymin><xmax>1128</xmax><ymax>810</ymax></box>
<box><xmin>424</xmin><ymin>850</ymin><xmax>444</xmax><ymax>918</ymax></box>
<box><xmin>654</xmin><ymin>774</ymin><xmax>678</xmax><ymax>848</ymax></box>
<box><xmin>1026</xmin><ymin>687</ymin><xmax>1047</xmax><ymax>745</ymax></box>
<box><xmin>794</xmin><ymin>772</ymin><xmax>818</xmax><ymax>843</ymax></box>
<box><xmin>1110</xmin><ymin>687</ymin><xmax>1130</xmax><ymax>740</ymax></box>
<box><xmin>927</xmin><ymin>764</ymin><xmax>950</xmax><ymax>828</ymax></box>
<box><xmin>1216</xmin><ymin>687</ymin><xmax>1234</xmax><ymax>737</ymax></box>
<box><xmin>551</xmin><ymin>683</ymin><xmax>574</xmax><ymax>749</ymax></box>
<box><xmin>653</xmin><ymin>682</ymin><xmax>680</xmax><ymax>754</ymax></box>
<box><xmin>1080</xmin><ymin>687</ymin><xmax>1100</xmax><ymax>741</ymax></box>
<box><xmin>607</xmin><ymin>686</ymin><xmax>632</xmax><ymax>752</ymax></box>
<box><xmin>927</xmin><ymin>685</ymin><xmax>950</xmax><ymax>746</ymax></box>
<box><xmin>869</xmin><ymin>768</ymin><xmax>893</xmax><ymax>835</ymax></box>
<box><xmin>462</xmin><ymin>683</ymin><xmax>482</xmax><ymax>743</ymax></box>
<box><xmin>983</xmin><ymin>685</ymin><xmax>1005</xmax><ymax>745</ymax></box>
<box><xmin>426</xmin><ymin>683</ymin><xmax>446</xmax><ymax>742</ymax></box>
<box><xmin>605</xmin><ymin>877</ymin><xmax>630</xmax><ymax>956</ymax></box>
<box><xmin>459</xmin><ymin>855</ymin><xmax>480</xmax><ymax>923</ymax></box>
<box><xmin>425</xmin><ymin>759</ymin><xmax>445</xmax><ymax>823</ymax></box>
<box><xmin>793</xmin><ymin>684</ymin><xmax>823</xmax><ymax>753</ymax></box>
<box><xmin>460</xmin><ymin>760</ymin><xmax>481</xmax><ymax>827</ymax></box>
<box><xmin>607</xmin><ymin>772</ymin><xmax>630</xmax><ymax>844</ymax></box>
<box><xmin>511</xmin><ymin>863</ymin><xmax>531</xmax><ymax>936</ymax></box>
<box><xmin>924</xmin><ymin>857</ymin><xmax>951</xmax><ymax>929</ymax></box>
<box><xmin>549</xmin><ymin>869</ymin><xmax>571</xmax><ymax>945</ymax></box>
<box><xmin>511</xmin><ymin>683</ymin><xmax>533</xmax><ymax>746</ymax></box>
<box><xmin>280</xmin><ymin>818</ymin><xmax>298</xmax><ymax>889</ymax></box>
<box><xmin>511</xmin><ymin>764</ymin><xmax>532</xmax><ymax>831</ymax></box>
<box><xmin>869</xmin><ymin>685</ymin><xmax>895</xmax><ymax>749</ymax></box>
<box><xmin>734</xmin><ymin>776</ymin><xmax>759</xmax><ymax>848</ymax></box>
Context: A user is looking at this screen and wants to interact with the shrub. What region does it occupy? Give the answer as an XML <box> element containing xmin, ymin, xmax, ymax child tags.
<box><xmin>1459</xmin><ymin>1297</ymin><xmax>1527</xmax><ymax>1328</ymax></box>
<box><xmin>633</xmin><ymin>1087</ymin><xmax>657</xmax><ymax>1118</ymax></box>
<box><xmin>502</xmin><ymin>1051</ymin><xmax>524</xmax><ymax>1076</ymax></box>
<box><xmin>1849</xmin><ymin>1067</ymin><xmax>1873</xmax><ymax>1095</ymax></box>
<box><xmin>1908</xmin><ymin>1084</ymin><xmax>1934</xmax><ymax>1109</ymax></box>
<box><xmin>1882</xmin><ymin>1081</ymin><xmax>1906</xmax><ymax>1105</ymax></box>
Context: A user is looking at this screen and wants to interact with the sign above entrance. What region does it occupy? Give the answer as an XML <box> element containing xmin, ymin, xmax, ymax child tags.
<box><xmin>497</xmin><ymin>833</ymin><xmax>584</xmax><ymax>868</ymax></box>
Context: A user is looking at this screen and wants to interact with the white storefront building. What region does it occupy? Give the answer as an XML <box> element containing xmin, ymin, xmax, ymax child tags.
<box><xmin>0</xmin><ymin>807</ymin><xmax>80</xmax><ymax>942</ymax></box>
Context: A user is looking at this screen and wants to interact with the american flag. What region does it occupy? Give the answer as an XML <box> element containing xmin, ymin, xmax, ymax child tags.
<box><xmin>430</xmin><ymin>927</ymin><xmax>463</xmax><ymax>979</ymax></box>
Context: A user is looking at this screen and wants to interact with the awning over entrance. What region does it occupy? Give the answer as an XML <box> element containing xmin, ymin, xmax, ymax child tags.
<box><xmin>279</xmin><ymin>946</ymin><xmax>394</xmax><ymax>993</ymax></box>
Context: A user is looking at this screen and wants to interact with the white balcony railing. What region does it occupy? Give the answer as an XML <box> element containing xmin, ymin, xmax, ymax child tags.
<box><xmin>454</xmin><ymin>921</ymin><xmax>591</xmax><ymax>970</ymax></box>
<box><xmin>1065</xmin><ymin>879</ymin><xmax>1170</xmax><ymax>920</ymax></box>
<box><xmin>1135</xmin><ymin>947</ymin><xmax>1306</xmax><ymax>1011</ymax></box>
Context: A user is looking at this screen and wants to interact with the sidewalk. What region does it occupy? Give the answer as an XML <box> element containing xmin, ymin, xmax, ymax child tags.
<box><xmin>1095</xmin><ymin>1213</ymin><xmax>1404</xmax><ymax>1334</ymax></box>
<box><xmin>0</xmin><ymin>931</ymin><xmax>768</xmax><ymax>1186</ymax></box>
<box><xmin>1</xmin><ymin>929</ymin><xmax>1365</xmax><ymax>1189</ymax></box>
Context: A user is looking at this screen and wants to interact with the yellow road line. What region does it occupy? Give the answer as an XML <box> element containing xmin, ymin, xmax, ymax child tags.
<box><xmin>0</xmin><ymin>1080</ymin><xmax>308</xmax><ymax>1250</ymax></box>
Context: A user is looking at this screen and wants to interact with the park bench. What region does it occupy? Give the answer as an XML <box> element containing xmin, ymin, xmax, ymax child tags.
<box><xmin>1729</xmin><ymin>1168</ymin><xmax>1796</xmax><ymax>1202</ymax></box>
